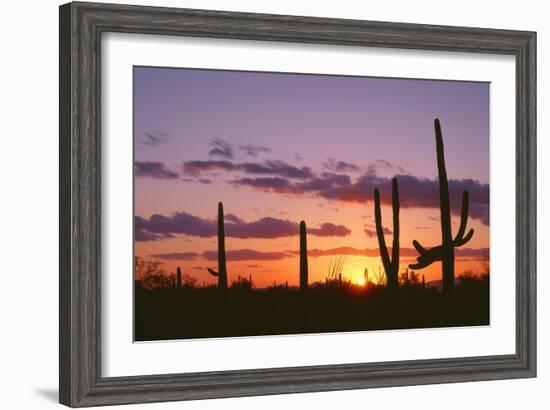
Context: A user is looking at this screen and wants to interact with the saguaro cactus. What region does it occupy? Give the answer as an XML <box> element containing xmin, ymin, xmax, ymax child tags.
<box><xmin>176</xmin><ymin>267</ymin><xmax>182</xmax><ymax>289</ymax></box>
<box><xmin>207</xmin><ymin>202</ymin><xmax>228</xmax><ymax>289</ymax></box>
<box><xmin>374</xmin><ymin>177</ymin><xmax>400</xmax><ymax>288</ymax></box>
<box><xmin>299</xmin><ymin>220</ymin><xmax>308</xmax><ymax>290</ymax></box>
<box><xmin>409</xmin><ymin>119</ymin><xmax>474</xmax><ymax>293</ymax></box>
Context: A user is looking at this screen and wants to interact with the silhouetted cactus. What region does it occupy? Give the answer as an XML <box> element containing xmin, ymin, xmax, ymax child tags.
<box><xmin>409</xmin><ymin>119</ymin><xmax>474</xmax><ymax>293</ymax></box>
<box><xmin>176</xmin><ymin>267</ymin><xmax>182</xmax><ymax>289</ymax></box>
<box><xmin>207</xmin><ymin>202</ymin><xmax>228</xmax><ymax>289</ymax></box>
<box><xmin>422</xmin><ymin>274</ymin><xmax>426</xmax><ymax>289</ymax></box>
<box><xmin>299</xmin><ymin>220</ymin><xmax>308</xmax><ymax>290</ymax></box>
<box><xmin>374</xmin><ymin>177</ymin><xmax>400</xmax><ymax>288</ymax></box>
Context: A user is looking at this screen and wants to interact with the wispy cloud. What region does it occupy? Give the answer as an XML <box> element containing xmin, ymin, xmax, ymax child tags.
<box><xmin>208</xmin><ymin>137</ymin><xmax>234</xmax><ymax>159</ymax></box>
<box><xmin>364</xmin><ymin>226</ymin><xmax>392</xmax><ymax>238</ymax></box>
<box><xmin>140</xmin><ymin>131</ymin><xmax>171</xmax><ymax>146</ymax></box>
<box><xmin>239</xmin><ymin>144</ymin><xmax>272</xmax><ymax>157</ymax></box>
<box><xmin>135</xmin><ymin>161</ymin><xmax>179</xmax><ymax>179</ymax></box>
<box><xmin>323</xmin><ymin>159</ymin><xmax>360</xmax><ymax>173</ymax></box>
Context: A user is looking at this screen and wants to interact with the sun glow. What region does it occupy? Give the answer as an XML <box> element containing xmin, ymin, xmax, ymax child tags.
<box><xmin>354</xmin><ymin>276</ymin><xmax>366</xmax><ymax>286</ymax></box>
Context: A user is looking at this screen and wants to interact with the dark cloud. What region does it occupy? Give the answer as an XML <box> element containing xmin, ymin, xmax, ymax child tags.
<box><xmin>149</xmin><ymin>246</ymin><xmax>489</xmax><ymax>263</ymax></box>
<box><xmin>135</xmin><ymin>161</ymin><xmax>179</xmax><ymax>179</ymax></box>
<box><xmin>364</xmin><ymin>226</ymin><xmax>392</xmax><ymax>238</ymax></box>
<box><xmin>150</xmin><ymin>252</ymin><xmax>200</xmax><ymax>260</ymax></box>
<box><xmin>135</xmin><ymin>212</ymin><xmax>351</xmax><ymax>241</ymax></box>
<box><xmin>202</xmin><ymin>249</ymin><xmax>290</xmax><ymax>261</ymax></box>
<box><xmin>231</xmin><ymin>177</ymin><xmax>295</xmax><ymax>192</ymax></box>
<box><xmin>239</xmin><ymin>144</ymin><xmax>272</xmax><ymax>157</ymax></box>
<box><xmin>224</xmin><ymin>213</ymin><xmax>244</xmax><ymax>224</ymax></box>
<box><xmin>140</xmin><ymin>131</ymin><xmax>170</xmax><ymax>146</ymax></box>
<box><xmin>135</xmin><ymin>229</ymin><xmax>170</xmax><ymax>242</ymax></box>
<box><xmin>323</xmin><ymin>159</ymin><xmax>360</xmax><ymax>173</ymax></box>
<box><xmin>308</xmin><ymin>223</ymin><xmax>351</xmax><ymax>237</ymax></box>
<box><xmin>208</xmin><ymin>137</ymin><xmax>234</xmax><ymax>159</ymax></box>
<box><xmin>231</xmin><ymin>171</ymin><xmax>489</xmax><ymax>225</ymax></box>
<box><xmin>366</xmin><ymin>159</ymin><xmax>393</xmax><ymax>174</ymax></box>
<box><xmin>298</xmin><ymin>247</ymin><xmax>417</xmax><ymax>258</ymax></box>
<box><xmin>135</xmin><ymin>216</ymin><xmax>174</xmax><ymax>241</ymax></box>
<box><xmin>455</xmin><ymin>247</ymin><xmax>490</xmax><ymax>258</ymax></box>
<box><xmin>183</xmin><ymin>159</ymin><xmax>313</xmax><ymax>180</ymax></box>
<box><xmin>183</xmin><ymin>160</ymin><xmax>236</xmax><ymax>175</ymax></box>
<box><xmin>295</xmin><ymin>246</ymin><xmax>488</xmax><ymax>259</ymax></box>
<box><xmin>198</xmin><ymin>178</ymin><xmax>212</xmax><ymax>184</ymax></box>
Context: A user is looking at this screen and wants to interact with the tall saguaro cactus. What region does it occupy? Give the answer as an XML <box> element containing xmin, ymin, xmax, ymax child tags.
<box><xmin>299</xmin><ymin>220</ymin><xmax>309</xmax><ymax>290</ymax></box>
<box><xmin>374</xmin><ymin>177</ymin><xmax>400</xmax><ymax>288</ymax></box>
<box><xmin>409</xmin><ymin>119</ymin><xmax>474</xmax><ymax>293</ymax></box>
<box><xmin>207</xmin><ymin>202</ymin><xmax>228</xmax><ymax>289</ymax></box>
<box><xmin>176</xmin><ymin>267</ymin><xmax>182</xmax><ymax>289</ymax></box>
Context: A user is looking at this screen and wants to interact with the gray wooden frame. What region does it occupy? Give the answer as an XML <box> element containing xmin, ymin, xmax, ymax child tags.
<box><xmin>59</xmin><ymin>1</ymin><xmax>536</xmax><ymax>407</ymax></box>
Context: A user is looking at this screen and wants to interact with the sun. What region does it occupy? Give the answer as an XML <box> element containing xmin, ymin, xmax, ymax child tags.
<box><xmin>355</xmin><ymin>277</ymin><xmax>366</xmax><ymax>286</ymax></box>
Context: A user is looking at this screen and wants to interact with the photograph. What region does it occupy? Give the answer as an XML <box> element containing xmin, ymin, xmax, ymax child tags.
<box><xmin>133</xmin><ymin>66</ymin><xmax>490</xmax><ymax>341</ymax></box>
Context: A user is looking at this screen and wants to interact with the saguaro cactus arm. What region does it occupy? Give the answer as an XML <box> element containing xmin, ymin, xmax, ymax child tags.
<box><xmin>207</xmin><ymin>268</ymin><xmax>219</xmax><ymax>277</ymax></box>
<box><xmin>453</xmin><ymin>191</ymin><xmax>475</xmax><ymax>246</ymax></box>
<box><xmin>409</xmin><ymin>192</ymin><xmax>474</xmax><ymax>270</ymax></box>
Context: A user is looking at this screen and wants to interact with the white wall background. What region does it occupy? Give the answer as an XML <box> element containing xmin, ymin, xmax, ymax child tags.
<box><xmin>0</xmin><ymin>0</ymin><xmax>546</xmax><ymax>409</ymax></box>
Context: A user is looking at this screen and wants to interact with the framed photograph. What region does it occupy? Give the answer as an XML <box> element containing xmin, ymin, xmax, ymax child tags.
<box><xmin>59</xmin><ymin>1</ymin><xmax>536</xmax><ymax>407</ymax></box>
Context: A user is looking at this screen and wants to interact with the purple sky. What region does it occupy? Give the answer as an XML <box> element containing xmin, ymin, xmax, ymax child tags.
<box><xmin>133</xmin><ymin>66</ymin><xmax>489</xmax><ymax>286</ymax></box>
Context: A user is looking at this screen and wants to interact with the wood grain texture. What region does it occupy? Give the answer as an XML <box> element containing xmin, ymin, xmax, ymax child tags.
<box><xmin>59</xmin><ymin>1</ymin><xmax>537</xmax><ymax>407</ymax></box>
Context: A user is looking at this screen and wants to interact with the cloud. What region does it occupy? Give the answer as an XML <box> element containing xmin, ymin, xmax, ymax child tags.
<box><xmin>323</xmin><ymin>159</ymin><xmax>361</xmax><ymax>173</ymax></box>
<box><xmin>366</xmin><ymin>159</ymin><xmax>394</xmax><ymax>175</ymax></box>
<box><xmin>231</xmin><ymin>171</ymin><xmax>489</xmax><ymax>225</ymax></box>
<box><xmin>364</xmin><ymin>226</ymin><xmax>392</xmax><ymax>238</ymax></box>
<box><xmin>224</xmin><ymin>213</ymin><xmax>244</xmax><ymax>224</ymax></box>
<box><xmin>298</xmin><ymin>246</ymin><xmax>417</xmax><ymax>258</ymax></box>
<box><xmin>135</xmin><ymin>216</ymin><xmax>174</xmax><ymax>241</ymax></box>
<box><xmin>208</xmin><ymin>137</ymin><xmax>234</xmax><ymax>159</ymax></box>
<box><xmin>231</xmin><ymin>177</ymin><xmax>295</xmax><ymax>192</ymax></box>
<box><xmin>455</xmin><ymin>247</ymin><xmax>490</xmax><ymax>258</ymax></box>
<box><xmin>150</xmin><ymin>252</ymin><xmax>200</xmax><ymax>260</ymax></box>
<box><xmin>294</xmin><ymin>246</ymin><xmax>489</xmax><ymax>259</ymax></box>
<box><xmin>198</xmin><ymin>178</ymin><xmax>212</xmax><ymax>184</ymax></box>
<box><xmin>135</xmin><ymin>161</ymin><xmax>179</xmax><ymax>179</ymax></box>
<box><xmin>239</xmin><ymin>144</ymin><xmax>272</xmax><ymax>157</ymax></box>
<box><xmin>202</xmin><ymin>249</ymin><xmax>290</xmax><ymax>261</ymax></box>
<box><xmin>308</xmin><ymin>223</ymin><xmax>351</xmax><ymax>237</ymax></box>
<box><xmin>140</xmin><ymin>131</ymin><xmax>170</xmax><ymax>146</ymax></box>
<box><xmin>148</xmin><ymin>246</ymin><xmax>489</xmax><ymax>263</ymax></box>
<box><xmin>183</xmin><ymin>160</ymin><xmax>236</xmax><ymax>175</ymax></box>
<box><xmin>135</xmin><ymin>212</ymin><xmax>351</xmax><ymax>241</ymax></box>
<box><xmin>183</xmin><ymin>159</ymin><xmax>313</xmax><ymax>180</ymax></box>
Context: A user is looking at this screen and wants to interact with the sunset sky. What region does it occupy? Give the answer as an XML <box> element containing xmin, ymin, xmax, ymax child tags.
<box><xmin>134</xmin><ymin>66</ymin><xmax>490</xmax><ymax>287</ymax></box>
